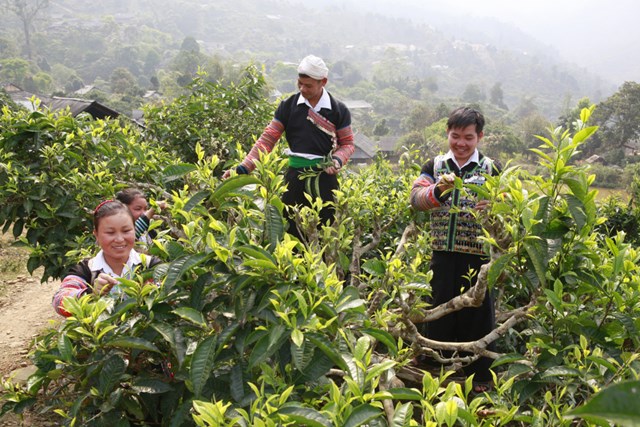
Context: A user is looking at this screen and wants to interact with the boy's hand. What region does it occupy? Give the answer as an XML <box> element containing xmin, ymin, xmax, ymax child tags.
<box><xmin>475</xmin><ymin>199</ymin><xmax>491</xmax><ymax>211</ymax></box>
<box><xmin>437</xmin><ymin>173</ymin><xmax>456</xmax><ymax>191</ymax></box>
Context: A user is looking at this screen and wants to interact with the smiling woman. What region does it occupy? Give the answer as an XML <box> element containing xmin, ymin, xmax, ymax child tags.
<box><xmin>51</xmin><ymin>200</ymin><xmax>163</xmax><ymax>317</ymax></box>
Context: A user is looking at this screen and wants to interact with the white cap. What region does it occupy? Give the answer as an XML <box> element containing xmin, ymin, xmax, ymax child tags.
<box><xmin>297</xmin><ymin>55</ymin><xmax>329</xmax><ymax>80</ymax></box>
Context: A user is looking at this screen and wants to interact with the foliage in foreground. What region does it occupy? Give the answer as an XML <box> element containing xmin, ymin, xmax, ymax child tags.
<box><xmin>0</xmin><ymin>102</ymin><xmax>174</xmax><ymax>281</ymax></box>
<box><xmin>1</xmin><ymin>102</ymin><xmax>639</xmax><ymax>426</ymax></box>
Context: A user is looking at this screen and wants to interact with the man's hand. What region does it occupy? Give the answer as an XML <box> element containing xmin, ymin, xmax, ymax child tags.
<box><xmin>324</xmin><ymin>159</ymin><xmax>342</xmax><ymax>175</ymax></box>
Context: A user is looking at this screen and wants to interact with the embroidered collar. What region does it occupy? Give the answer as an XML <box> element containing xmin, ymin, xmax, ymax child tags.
<box><xmin>297</xmin><ymin>89</ymin><xmax>331</xmax><ymax>112</ymax></box>
<box><xmin>89</xmin><ymin>249</ymin><xmax>143</xmax><ymax>279</ymax></box>
<box><xmin>444</xmin><ymin>149</ymin><xmax>479</xmax><ymax>169</ymax></box>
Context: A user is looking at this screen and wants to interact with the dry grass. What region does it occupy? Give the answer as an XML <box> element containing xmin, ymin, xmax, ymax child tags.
<box><xmin>593</xmin><ymin>187</ymin><xmax>629</xmax><ymax>202</ymax></box>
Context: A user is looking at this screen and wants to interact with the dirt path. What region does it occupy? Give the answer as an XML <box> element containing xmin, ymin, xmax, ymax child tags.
<box><xmin>0</xmin><ymin>275</ymin><xmax>60</xmax><ymax>426</ymax></box>
<box><xmin>0</xmin><ymin>276</ymin><xmax>59</xmax><ymax>375</ymax></box>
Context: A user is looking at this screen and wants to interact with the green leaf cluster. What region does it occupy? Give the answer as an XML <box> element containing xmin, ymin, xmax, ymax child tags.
<box><xmin>2</xmin><ymin>101</ymin><xmax>640</xmax><ymax>427</ymax></box>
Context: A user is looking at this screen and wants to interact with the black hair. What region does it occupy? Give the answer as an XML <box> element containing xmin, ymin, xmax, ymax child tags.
<box><xmin>447</xmin><ymin>107</ymin><xmax>485</xmax><ymax>133</ymax></box>
<box><xmin>93</xmin><ymin>200</ymin><xmax>133</xmax><ymax>231</ymax></box>
<box><xmin>115</xmin><ymin>188</ymin><xmax>146</xmax><ymax>206</ymax></box>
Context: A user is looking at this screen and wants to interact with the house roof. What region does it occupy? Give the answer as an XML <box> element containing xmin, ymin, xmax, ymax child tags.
<box><xmin>343</xmin><ymin>100</ymin><xmax>373</xmax><ymax>110</ymax></box>
<box><xmin>353</xmin><ymin>132</ymin><xmax>377</xmax><ymax>159</ymax></box>
<box><xmin>2</xmin><ymin>83</ymin><xmax>121</xmax><ymax>119</ymax></box>
<box><xmin>377</xmin><ymin>136</ymin><xmax>399</xmax><ymax>152</ymax></box>
<box><xmin>1</xmin><ymin>82</ymin><xmax>41</xmax><ymax>111</ymax></box>
<box><xmin>45</xmin><ymin>97</ymin><xmax>120</xmax><ymax>119</ymax></box>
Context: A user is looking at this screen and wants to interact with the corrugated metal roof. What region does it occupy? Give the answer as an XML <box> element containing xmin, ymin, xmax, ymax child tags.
<box><xmin>353</xmin><ymin>132</ymin><xmax>377</xmax><ymax>158</ymax></box>
<box><xmin>343</xmin><ymin>100</ymin><xmax>373</xmax><ymax>110</ymax></box>
<box><xmin>3</xmin><ymin>83</ymin><xmax>121</xmax><ymax>120</ymax></box>
<box><xmin>46</xmin><ymin>97</ymin><xmax>120</xmax><ymax>119</ymax></box>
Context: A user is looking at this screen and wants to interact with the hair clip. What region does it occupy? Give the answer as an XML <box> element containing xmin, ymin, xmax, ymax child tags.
<box><xmin>94</xmin><ymin>199</ymin><xmax>115</xmax><ymax>214</ymax></box>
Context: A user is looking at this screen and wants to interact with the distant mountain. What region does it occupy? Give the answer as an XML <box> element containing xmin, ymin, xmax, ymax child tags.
<box><xmin>3</xmin><ymin>0</ymin><xmax>616</xmax><ymax>118</ymax></box>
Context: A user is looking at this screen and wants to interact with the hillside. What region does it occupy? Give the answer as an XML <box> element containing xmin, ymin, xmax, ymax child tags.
<box><xmin>1</xmin><ymin>0</ymin><xmax>615</xmax><ymax>120</ymax></box>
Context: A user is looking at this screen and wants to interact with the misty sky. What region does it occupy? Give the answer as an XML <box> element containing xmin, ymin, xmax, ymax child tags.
<box><xmin>435</xmin><ymin>0</ymin><xmax>639</xmax><ymax>85</ymax></box>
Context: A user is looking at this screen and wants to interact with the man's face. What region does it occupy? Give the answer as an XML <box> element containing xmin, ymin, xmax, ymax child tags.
<box><xmin>447</xmin><ymin>124</ymin><xmax>483</xmax><ymax>164</ymax></box>
<box><xmin>297</xmin><ymin>76</ymin><xmax>326</xmax><ymax>103</ymax></box>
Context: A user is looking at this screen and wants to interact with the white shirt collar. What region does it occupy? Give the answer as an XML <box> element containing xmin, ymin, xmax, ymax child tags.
<box><xmin>89</xmin><ymin>249</ymin><xmax>143</xmax><ymax>278</ymax></box>
<box><xmin>444</xmin><ymin>149</ymin><xmax>479</xmax><ymax>169</ymax></box>
<box><xmin>297</xmin><ymin>88</ymin><xmax>331</xmax><ymax>112</ymax></box>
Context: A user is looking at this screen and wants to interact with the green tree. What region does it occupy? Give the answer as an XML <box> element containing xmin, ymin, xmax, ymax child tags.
<box><xmin>0</xmin><ymin>57</ymin><xmax>30</xmax><ymax>86</ymax></box>
<box><xmin>180</xmin><ymin>36</ymin><xmax>200</xmax><ymax>53</ymax></box>
<box><xmin>0</xmin><ymin>36</ymin><xmax>19</xmax><ymax>59</ymax></box>
<box><xmin>1</xmin><ymin>0</ymin><xmax>49</xmax><ymax>59</ymax></box>
<box><xmin>462</xmin><ymin>83</ymin><xmax>485</xmax><ymax>103</ymax></box>
<box><xmin>331</xmin><ymin>59</ymin><xmax>363</xmax><ymax>86</ymax></box>
<box><xmin>483</xmin><ymin>120</ymin><xmax>523</xmax><ymax>161</ymax></box>
<box><xmin>23</xmin><ymin>70</ymin><xmax>52</xmax><ymax>93</ymax></box>
<box><xmin>372</xmin><ymin>118</ymin><xmax>390</xmax><ymax>136</ymax></box>
<box><xmin>589</xmin><ymin>81</ymin><xmax>640</xmax><ymax>163</ymax></box>
<box><xmin>557</xmin><ymin>96</ymin><xmax>592</xmax><ymax>132</ymax></box>
<box><xmin>143</xmin><ymin>66</ymin><xmax>273</xmax><ymax>166</ymax></box>
<box><xmin>401</xmin><ymin>103</ymin><xmax>436</xmax><ymax>133</ymax></box>
<box><xmin>513</xmin><ymin>95</ymin><xmax>539</xmax><ymax>119</ymax></box>
<box><xmin>518</xmin><ymin>112</ymin><xmax>552</xmax><ymax>159</ymax></box>
<box><xmin>110</xmin><ymin>67</ymin><xmax>138</xmax><ymax>94</ymax></box>
<box><xmin>371</xmin><ymin>47</ymin><xmax>411</xmax><ymax>86</ymax></box>
<box><xmin>421</xmin><ymin>117</ymin><xmax>449</xmax><ymax>156</ymax></box>
<box><xmin>489</xmin><ymin>82</ymin><xmax>508</xmax><ymax>110</ymax></box>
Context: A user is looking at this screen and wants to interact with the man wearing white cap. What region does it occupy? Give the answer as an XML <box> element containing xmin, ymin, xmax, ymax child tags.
<box><xmin>224</xmin><ymin>55</ymin><xmax>355</xmax><ymax>240</ymax></box>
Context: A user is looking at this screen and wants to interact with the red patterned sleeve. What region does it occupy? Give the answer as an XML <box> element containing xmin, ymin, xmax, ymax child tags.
<box><xmin>410</xmin><ymin>173</ymin><xmax>443</xmax><ymax>211</ymax></box>
<box><xmin>332</xmin><ymin>125</ymin><xmax>355</xmax><ymax>167</ymax></box>
<box><xmin>52</xmin><ymin>275</ymin><xmax>90</xmax><ymax>317</ymax></box>
<box><xmin>239</xmin><ymin>119</ymin><xmax>285</xmax><ymax>173</ymax></box>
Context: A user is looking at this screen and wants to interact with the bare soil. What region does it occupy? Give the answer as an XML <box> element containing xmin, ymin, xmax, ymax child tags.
<box><xmin>0</xmin><ymin>276</ymin><xmax>59</xmax><ymax>375</ymax></box>
<box><xmin>0</xmin><ymin>235</ymin><xmax>61</xmax><ymax>426</ymax></box>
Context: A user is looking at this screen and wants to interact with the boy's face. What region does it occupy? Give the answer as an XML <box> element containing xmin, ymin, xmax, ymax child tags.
<box><xmin>447</xmin><ymin>124</ymin><xmax>483</xmax><ymax>165</ymax></box>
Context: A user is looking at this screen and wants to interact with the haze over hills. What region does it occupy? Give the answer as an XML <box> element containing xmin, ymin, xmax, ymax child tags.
<box><xmin>1</xmin><ymin>0</ymin><xmax>620</xmax><ymax>119</ymax></box>
<box><xmin>338</xmin><ymin>0</ymin><xmax>638</xmax><ymax>86</ymax></box>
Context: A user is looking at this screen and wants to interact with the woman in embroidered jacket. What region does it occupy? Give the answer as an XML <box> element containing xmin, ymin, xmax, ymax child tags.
<box><xmin>224</xmin><ymin>55</ymin><xmax>355</xmax><ymax>240</ymax></box>
<box><xmin>52</xmin><ymin>200</ymin><xmax>162</xmax><ymax>317</ymax></box>
<box><xmin>410</xmin><ymin>107</ymin><xmax>501</xmax><ymax>391</ymax></box>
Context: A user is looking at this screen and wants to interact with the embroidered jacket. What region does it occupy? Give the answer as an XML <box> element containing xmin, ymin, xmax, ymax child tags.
<box><xmin>52</xmin><ymin>250</ymin><xmax>162</xmax><ymax>317</ymax></box>
<box><xmin>237</xmin><ymin>91</ymin><xmax>355</xmax><ymax>173</ymax></box>
<box><xmin>410</xmin><ymin>152</ymin><xmax>500</xmax><ymax>255</ymax></box>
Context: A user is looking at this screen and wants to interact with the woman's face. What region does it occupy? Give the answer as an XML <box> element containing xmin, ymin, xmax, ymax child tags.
<box><xmin>93</xmin><ymin>211</ymin><xmax>135</xmax><ymax>264</ymax></box>
<box><xmin>128</xmin><ymin>196</ymin><xmax>148</xmax><ymax>221</ymax></box>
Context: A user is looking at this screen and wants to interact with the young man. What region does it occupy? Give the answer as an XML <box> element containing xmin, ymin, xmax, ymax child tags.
<box><xmin>410</xmin><ymin>107</ymin><xmax>500</xmax><ymax>392</ymax></box>
<box><xmin>224</xmin><ymin>55</ymin><xmax>355</xmax><ymax>240</ymax></box>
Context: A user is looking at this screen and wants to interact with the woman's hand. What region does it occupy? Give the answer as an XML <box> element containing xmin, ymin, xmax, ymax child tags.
<box><xmin>94</xmin><ymin>273</ymin><xmax>118</xmax><ymax>296</ymax></box>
